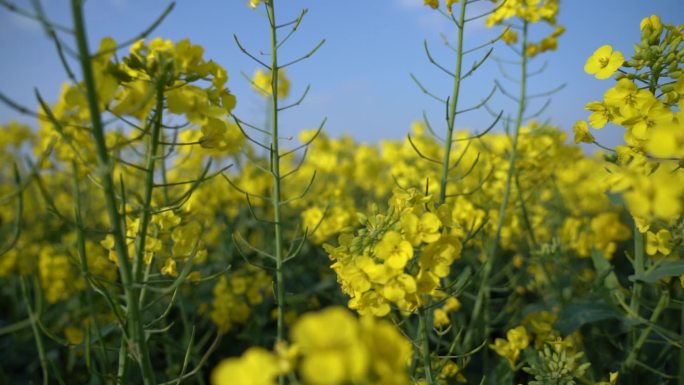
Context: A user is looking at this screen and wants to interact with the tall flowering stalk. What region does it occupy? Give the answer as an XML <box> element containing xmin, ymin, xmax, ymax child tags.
<box><xmin>578</xmin><ymin>14</ymin><xmax>684</xmax><ymax>384</ymax></box>
<box><xmin>70</xmin><ymin>1</ymin><xmax>156</xmax><ymax>382</ymax></box>
<box><xmin>232</xmin><ymin>2</ymin><xmax>325</xmax><ymax>378</ymax></box>
<box><xmin>414</xmin><ymin>1</ymin><xmax>504</xmax><ymax>381</ymax></box>
<box><xmin>463</xmin><ymin>0</ymin><xmax>564</xmax><ymax>357</ymax></box>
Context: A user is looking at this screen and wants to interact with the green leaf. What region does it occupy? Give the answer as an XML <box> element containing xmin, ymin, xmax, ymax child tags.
<box><xmin>554</xmin><ymin>299</ymin><xmax>622</xmax><ymax>335</ymax></box>
<box><xmin>590</xmin><ymin>250</ymin><xmax>625</xmax><ymax>302</ymax></box>
<box><xmin>629</xmin><ymin>260</ymin><xmax>684</xmax><ymax>283</ymax></box>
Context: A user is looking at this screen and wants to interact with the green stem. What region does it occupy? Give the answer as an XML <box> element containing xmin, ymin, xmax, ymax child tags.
<box><xmin>419</xmin><ymin>307</ymin><xmax>435</xmax><ymax>384</ymax></box>
<box><xmin>70</xmin><ymin>1</ymin><xmax>155</xmax><ymax>383</ymax></box>
<box><xmin>266</xmin><ymin>4</ymin><xmax>286</xmax><ymax>384</ymax></box>
<box><xmin>20</xmin><ymin>278</ymin><xmax>49</xmax><ymax>385</ymax></box>
<box><xmin>515</xmin><ymin>174</ymin><xmax>537</xmax><ymax>247</ymax></box>
<box><xmin>139</xmin><ymin>260</ymin><xmax>155</xmax><ymax>309</ymax></box>
<box><xmin>625</xmin><ymin>289</ymin><xmax>669</xmax><ymax>369</ymax></box>
<box><xmin>118</xmin><ymin>338</ymin><xmax>129</xmax><ymax>384</ymax></box>
<box><xmin>159</xmin><ymin>143</ymin><xmax>171</xmax><ymax>205</ymax></box>
<box><xmin>625</xmin><ymin>227</ymin><xmax>643</xmax><ymax>385</ymax></box>
<box><xmin>628</xmin><ymin>227</ymin><xmax>644</xmax><ymax>371</ymax></box>
<box><xmin>72</xmin><ymin>162</ymin><xmax>109</xmax><ymax>380</ymax></box>
<box><xmin>464</xmin><ymin>21</ymin><xmax>528</xmax><ymax>350</ymax></box>
<box><xmin>134</xmin><ymin>71</ymin><xmax>166</xmax><ymax>290</ymax></box>
<box><xmin>439</xmin><ymin>0</ymin><xmax>468</xmax><ymax>205</ymax></box>
<box><xmin>428</xmin><ymin>4</ymin><xmax>468</xmax><ymax>383</ymax></box>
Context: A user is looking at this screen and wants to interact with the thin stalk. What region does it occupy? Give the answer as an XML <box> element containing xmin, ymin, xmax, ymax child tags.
<box><xmin>629</xmin><ymin>229</ymin><xmax>645</xmax><ymax>315</ymax></box>
<box><xmin>20</xmin><ymin>278</ymin><xmax>49</xmax><ymax>385</ymax></box>
<box><xmin>72</xmin><ymin>162</ymin><xmax>109</xmax><ymax>380</ymax></box>
<box><xmin>464</xmin><ymin>21</ymin><xmax>528</xmax><ymax>350</ymax></box>
<box><xmin>427</xmin><ymin>3</ymin><xmax>468</xmax><ymax>384</ymax></box>
<box><xmin>627</xmin><ymin>228</ymin><xmax>644</xmax><ymax>382</ymax></box>
<box><xmin>118</xmin><ymin>338</ymin><xmax>129</xmax><ymax>384</ymax></box>
<box><xmin>624</xmin><ymin>289</ymin><xmax>669</xmax><ymax>369</ymax></box>
<box><xmin>439</xmin><ymin>0</ymin><xmax>468</xmax><ymax>205</ymax></box>
<box><xmin>134</xmin><ymin>71</ymin><xmax>166</xmax><ymax>288</ymax></box>
<box><xmin>177</xmin><ymin>299</ymin><xmax>206</xmax><ymax>385</ymax></box>
<box><xmin>419</xmin><ymin>307</ymin><xmax>435</xmax><ymax>384</ymax></box>
<box><xmin>70</xmin><ymin>1</ymin><xmax>155</xmax><ymax>383</ymax></box>
<box><xmin>139</xmin><ymin>260</ymin><xmax>155</xmax><ymax>309</ymax></box>
<box><xmin>266</xmin><ymin>4</ymin><xmax>286</xmax><ymax>383</ymax></box>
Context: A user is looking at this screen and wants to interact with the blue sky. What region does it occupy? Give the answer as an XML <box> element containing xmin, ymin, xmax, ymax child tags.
<box><xmin>1</xmin><ymin>0</ymin><xmax>683</xmax><ymax>148</ymax></box>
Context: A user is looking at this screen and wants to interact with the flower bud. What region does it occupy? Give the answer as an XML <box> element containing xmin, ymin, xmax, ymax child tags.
<box><xmin>640</xmin><ymin>15</ymin><xmax>663</xmax><ymax>35</ymax></box>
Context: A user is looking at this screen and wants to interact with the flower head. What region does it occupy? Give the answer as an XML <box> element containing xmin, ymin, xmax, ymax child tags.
<box><xmin>572</xmin><ymin>120</ymin><xmax>594</xmax><ymax>144</ymax></box>
<box><xmin>584</xmin><ymin>45</ymin><xmax>624</xmax><ymax>80</ymax></box>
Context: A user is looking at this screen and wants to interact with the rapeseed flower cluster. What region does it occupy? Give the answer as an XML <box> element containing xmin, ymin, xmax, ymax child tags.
<box><xmin>325</xmin><ymin>188</ymin><xmax>459</xmax><ymax>316</ymax></box>
<box><xmin>211</xmin><ymin>307</ymin><xmax>412</xmax><ymax>385</ymax></box>
<box><xmin>210</xmin><ymin>266</ymin><xmax>272</xmax><ymax>332</ymax></box>
<box><xmin>484</xmin><ymin>0</ymin><xmax>564</xmax><ymax>57</ymax></box>
<box><xmin>579</xmin><ymin>16</ymin><xmax>684</xmax><ymax>267</ymax></box>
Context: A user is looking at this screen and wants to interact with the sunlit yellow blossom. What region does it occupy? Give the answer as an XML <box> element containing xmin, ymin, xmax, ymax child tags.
<box><xmin>424</xmin><ymin>0</ymin><xmax>439</xmax><ymax>9</ymax></box>
<box><xmin>507</xmin><ymin>326</ymin><xmax>530</xmax><ymax>350</ymax></box>
<box><xmin>290</xmin><ymin>308</ymin><xmax>412</xmax><ymax>385</ymax></box>
<box><xmin>502</xmin><ymin>29</ymin><xmax>518</xmax><ymax>45</ymax></box>
<box><xmin>401</xmin><ymin>211</ymin><xmax>441</xmax><ymax>245</ymax></box>
<box><xmin>585</xmin><ymin>101</ymin><xmax>614</xmax><ymax>129</ymax></box>
<box><xmin>433</xmin><ymin>308</ymin><xmax>450</xmax><ymax>328</ymax></box>
<box><xmin>291</xmin><ymin>308</ymin><xmax>368</xmax><ymax>385</ymax></box>
<box><xmin>419</xmin><ymin>235</ymin><xmax>462</xmax><ymax>277</ymax></box>
<box><xmin>584</xmin><ymin>45</ymin><xmax>624</xmax><ymax>80</ymax></box>
<box><xmin>439</xmin><ymin>361</ymin><xmax>467</xmax><ymax>383</ymax></box>
<box><xmin>446</xmin><ymin>0</ymin><xmax>458</xmax><ymax>13</ymax></box>
<box><xmin>152</xmin><ymin>210</ymin><xmax>181</xmax><ymax>230</ymax></box>
<box><xmin>433</xmin><ymin>297</ymin><xmax>461</xmax><ymax>328</ymax></box>
<box><xmin>161</xmin><ymin>258</ymin><xmax>178</xmax><ymax>277</ymax></box>
<box><xmin>525</xmin><ymin>43</ymin><xmax>540</xmax><ymax>58</ymax></box>
<box><xmin>351</xmin><ymin>291</ymin><xmax>392</xmax><ymax>317</ymax></box>
<box><xmin>623</xmin><ymin>165</ymin><xmax>684</xmax><ymax>222</ymax></box>
<box><xmin>490</xmin><ymin>326</ymin><xmax>529</xmax><ymax>367</ymax></box>
<box><xmin>646</xmin><ymin>122</ymin><xmax>684</xmax><ymax>158</ymax></box>
<box><xmin>645</xmin><ymin>229</ymin><xmax>673</xmax><ymax>256</ymax></box>
<box><xmin>374</xmin><ymin>231</ymin><xmax>414</xmax><ymax>269</ymax></box>
<box><xmin>171</xmin><ymin>221</ymin><xmax>202</xmax><ymax>257</ymax></box>
<box><xmin>211</xmin><ymin>347</ymin><xmax>280</xmax><ymax>385</ymax></box>
<box><xmin>596</xmin><ymin>371</ymin><xmax>619</xmax><ymax>385</ymax></box>
<box><xmin>628</xmin><ymin>100</ymin><xmax>673</xmax><ymax>140</ymax></box>
<box><xmin>572</xmin><ymin>120</ymin><xmax>594</xmax><ymax>144</ymax></box>
<box><xmin>252</xmin><ymin>68</ymin><xmax>291</xmax><ymax>99</ymax></box>
<box><xmin>603</xmin><ymin>79</ymin><xmax>652</xmax><ymax>119</ymax></box>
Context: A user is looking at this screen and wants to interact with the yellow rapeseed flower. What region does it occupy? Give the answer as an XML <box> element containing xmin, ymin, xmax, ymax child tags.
<box><xmin>424</xmin><ymin>0</ymin><xmax>439</xmax><ymax>9</ymax></box>
<box><xmin>211</xmin><ymin>347</ymin><xmax>280</xmax><ymax>385</ymax></box>
<box><xmin>572</xmin><ymin>120</ymin><xmax>594</xmax><ymax>144</ymax></box>
<box><xmin>502</xmin><ymin>29</ymin><xmax>518</xmax><ymax>45</ymax></box>
<box><xmin>291</xmin><ymin>307</ymin><xmax>368</xmax><ymax>385</ymax></box>
<box><xmin>446</xmin><ymin>0</ymin><xmax>458</xmax><ymax>13</ymax></box>
<box><xmin>645</xmin><ymin>229</ymin><xmax>673</xmax><ymax>256</ymax></box>
<box><xmin>646</xmin><ymin>122</ymin><xmax>684</xmax><ymax>158</ymax></box>
<box><xmin>585</xmin><ymin>101</ymin><xmax>614</xmax><ymax>129</ymax></box>
<box><xmin>374</xmin><ymin>231</ymin><xmax>414</xmax><ymax>270</ymax></box>
<box><xmin>584</xmin><ymin>45</ymin><xmax>624</xmax><ymax>80</ymax></box>
<box><xmin>252</xmin><ymin>68</ymin><xmax>291</xmax><ymax>100</ymax></box>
